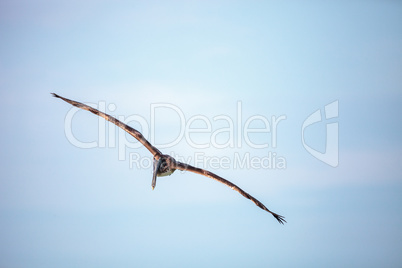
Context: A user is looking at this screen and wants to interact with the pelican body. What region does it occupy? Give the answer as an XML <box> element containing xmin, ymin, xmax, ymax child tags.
<box><xmin>52</xmin><ymin>93</ymin><xmax>286</xmax><ymax>224</ymax></box>
<box><xmin>152</xmin><ymin>155</ymin><xmax>176</xmax><ymax>190</ymax></box>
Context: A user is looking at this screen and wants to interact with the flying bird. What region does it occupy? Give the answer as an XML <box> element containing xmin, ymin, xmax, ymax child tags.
<box><xmin>52</xmin><ymin>93</ymin><xmax>286</xmax><ymax>224</ymax></box>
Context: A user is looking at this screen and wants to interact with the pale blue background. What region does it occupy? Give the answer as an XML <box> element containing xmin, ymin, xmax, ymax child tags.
<box><xmin>1</xmin><ymin>1</ymin><xmax>401</xmax><ymax>267</ymax></box>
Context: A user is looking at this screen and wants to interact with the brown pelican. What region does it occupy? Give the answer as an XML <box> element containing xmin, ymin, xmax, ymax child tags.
<box><xmin>52</xmin><ymin>93</ymin><xmax>286</xmax><ymax>224</ymax></box>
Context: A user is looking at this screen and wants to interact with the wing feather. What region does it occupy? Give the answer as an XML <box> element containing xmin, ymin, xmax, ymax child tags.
<box><xmin>52</xmin><ymin>93</ymin><xmax>162</xmax><ymax>157</ymax></box>
<box><xmin>175</xmin><ymin>161</ymin><xmax>286</xmax><ymax>224</ymax></box>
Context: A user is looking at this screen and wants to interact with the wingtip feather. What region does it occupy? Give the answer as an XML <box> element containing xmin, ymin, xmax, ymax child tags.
<box><xmin>273</xmin><ymin>213</ymin><xmax>286</xmax><ymax>224</ymax></box>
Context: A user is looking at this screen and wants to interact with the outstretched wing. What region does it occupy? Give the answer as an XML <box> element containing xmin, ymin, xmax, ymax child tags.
<box><xmin>52</xmin><ymin>93</ymin><xmax>162</xmax><ymax>157</ymax></box>
<box><xmin>174</xmin><ymin>161</ymin><xmax>286</xmax><ymax>224</ymax></box>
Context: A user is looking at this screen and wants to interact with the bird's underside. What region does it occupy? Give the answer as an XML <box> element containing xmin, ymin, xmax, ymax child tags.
<box><xmin>52</xmin><ymin>93</ymin><xmax>286</xmax><ymax>224</ymax></box>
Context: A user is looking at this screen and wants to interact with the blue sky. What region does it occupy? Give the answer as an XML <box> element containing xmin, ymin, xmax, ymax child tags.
<box><xmin>1</xmin><ymin>1</ymin><xmax>401</xmax><ymax>267</ymax></box>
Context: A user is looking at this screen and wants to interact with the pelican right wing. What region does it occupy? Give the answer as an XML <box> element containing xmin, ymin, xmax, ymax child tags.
<box><xmin>52</xmin><ymin>93</ymin><xmax>162</xmax><ymax>158</ymax></box>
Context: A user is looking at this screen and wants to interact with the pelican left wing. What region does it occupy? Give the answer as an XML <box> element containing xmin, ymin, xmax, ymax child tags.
<box><xmin>174</xmin><ymin>161</ymin><xmax>286</xmax><ymax>224</ymax></box>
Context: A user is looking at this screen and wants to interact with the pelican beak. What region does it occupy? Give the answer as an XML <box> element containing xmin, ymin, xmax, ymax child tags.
<box><xmin>152</xmin><ymin>170</ymin><xmax>157</xmax><ymax>190</ymax></box>
<box><xmin>152</xmin><ymin>158</ymin><xmax>162</xmax><ymax>190</ymax></box>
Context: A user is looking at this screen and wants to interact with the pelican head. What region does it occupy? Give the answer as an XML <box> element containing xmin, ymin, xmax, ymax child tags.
<box><xmin>152</xmin><ymin>155</ymin><xmax>176</xmax><ymax>190</ymax></box>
